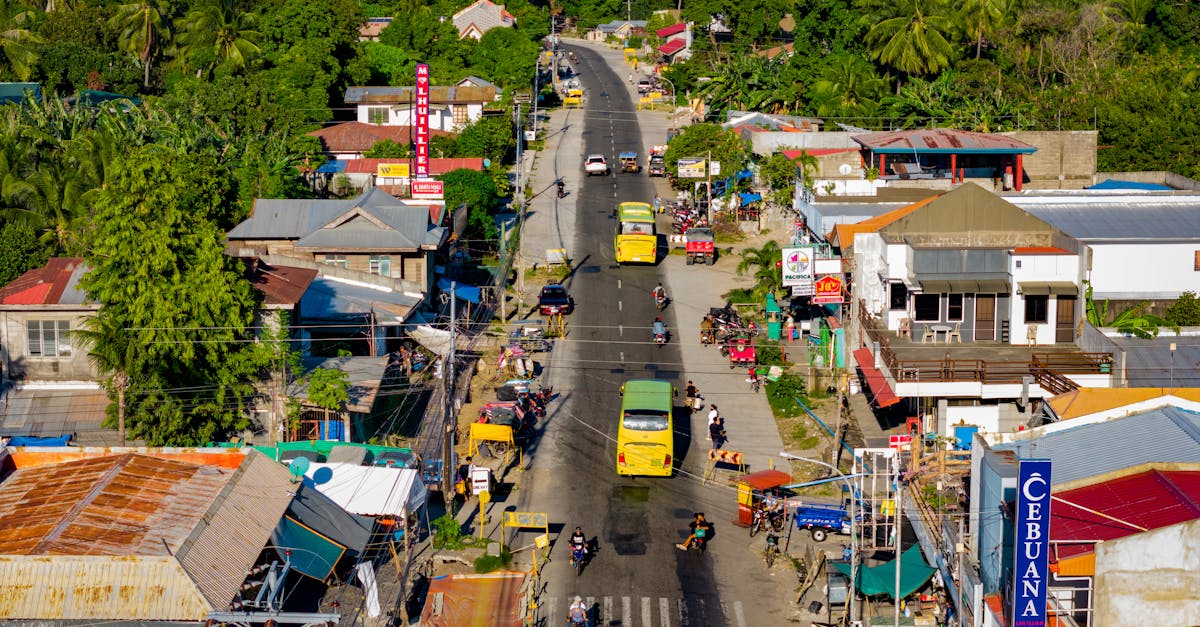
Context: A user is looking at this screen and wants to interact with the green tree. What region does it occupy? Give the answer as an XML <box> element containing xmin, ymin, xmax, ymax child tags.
<box><xmin>662</xmin><ymin>123</ymin><xmax>747</xmax><ymax>187</ymax></box>
<box><xmin>440</xmin><ymin>167</ymin><xmax>499</xmax><ymax>241</ymax></box>
<box><xmin>305</xmin><ymin>366</ymin><xmax>350</xmax><ymax>441</ymax></box>
<box><xmin>735</xmin><ymin>240</ymin><xmax>783</xmax><ymax>301</ymax></box>
<box><xmin>759</xmin><ymin>151</ymin><xmax>816</xmax><ymax>205</ymax></box>
<box><xmin>79</xmin><ymin>147</ymin><xmax>262</xmax><ymax>445</ymax></box>
<box><xmin>0</xmin><ymin>221</ymin><xmax>51</xmax><ymax>286</ymax></box>
<box><xmin>858</xmin><ymin>0</ymin><xmax>954</xmax><ymax>82</ymax></box>
<box><xmin>362</xmin><ymin>138</ymin><xmax>412</xmax><ymax>158</ymax></box>
<box><xmin>174</xmin><ymin>0</ymin><xmax>263</xmax><ymax>75</ymax></box>
<box><xmin>0</xmin><ymin>9</ymin><xmax>43</xmax><ymax>81</ymax></box>
<box><xmin>807</xmin><ymin>52</ymin><xmax>888</xmax><ymax>117</ymax></box>
<box><xmin>109</xmin><ymin>0</ymin><xmax>172</xmax><ymax>89</ymax></box>
<box><xmin>472</xmin><ymin>27</ymin><xmax>537</xmax><ymax>88</ymax></box>
<box><xmin>71</xmin><ymin>312</ymin><xmax>136</xmax><ymax>445</ymax></box>
<box><xmin>1164</xmin><ymin>291</ymin><xmax>1200</xmax><ymax>327</ymax></box>
<box><xmin>958</xmin><ymin>0</ymin><xmax>1010</xmax><ymax>60</ymax></box>
<box><xmin>455</xmin><ymin>115</ymin><xmax>515</xmax><ymax>163</ymax></box>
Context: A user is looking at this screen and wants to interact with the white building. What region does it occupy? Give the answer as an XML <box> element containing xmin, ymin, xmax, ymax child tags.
<box><xmin>343</xmin><ymin>85</ymin><xmax>497</xmax><ymax>133</ymax></box>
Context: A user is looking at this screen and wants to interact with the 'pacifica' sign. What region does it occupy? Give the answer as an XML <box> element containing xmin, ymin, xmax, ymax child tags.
<box><xmin>1012</xmin><ymin>459</ymin><xmax>1052</xmax><ymax>626</ymax></box>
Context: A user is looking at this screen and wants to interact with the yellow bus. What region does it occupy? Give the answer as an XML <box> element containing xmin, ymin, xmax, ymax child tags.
<box><xmin>616</xmin><ymin>379</ymin><xmax>675</xmax><ymax>477</ymax></box>
<box><xmin>614</xmin><ymin>202</ymin><xmax>657</xmax><ymax>264</ymax></box>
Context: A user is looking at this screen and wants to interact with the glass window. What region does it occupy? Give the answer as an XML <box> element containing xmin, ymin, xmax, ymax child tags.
<box><xmin>323</xmin><ymin>254</ymin><xmax>348</xmax><ymax>268</ymax></box>
<box><xmin>27</xmin><ymin>320</ymin><xmax>70</xmax><ymax>357</ymax></box>
<box><xmin>369</xmin><ymin>255</ymin><xmax>392</xmax><ymax>276</ymax></box>
<box><xmin>622</xmin><ymin>411</ymin><xmax>669</xmax><ymax>431</ymax></box>
<box><xmin>452</xmin><ymin>105</ymin><xmax>469</xmax><ymax>126</ymax></box>
<box><xmin>913</xmin><ymin>294</ymin><xmax>940</xmax><ymax>321</ymax></box>
<box><xmin>367</xmin><ymin>107</ymin><xmax>389</xmax><ymax>125</ymax></box>
<box><xmin>1024</xmin><ymin>295</ymin><xmax>1049</xmax><ymax>323</ymax></box>
<box><xmin>620</xmin><ymin>221</ymin><xmax>654</xmax><ymax>235</ymax></box>
<box><xmin>889</xmin><ymin>283</ymin><xmax>907</xmax><ymax>310</ymax></box>
<box><xmin>947</xmin><ymin>294</ymin><xmax>964</xmax><ymax>321</ymax></box>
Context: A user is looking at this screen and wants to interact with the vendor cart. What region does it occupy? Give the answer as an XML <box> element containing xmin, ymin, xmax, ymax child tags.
<box><xmin>508</xmin><ymin>319</ymin><xmax>550</xmax><ymax>352</ymax></box>
<box><xmin>619</xmin><ymin>151</ymin><xmax>639</xmax><ymax>174</ymax></box>
<box><xmin>734</xmin><ymin>470</ymin><xmax>792</xmax><ymax>526</ymax></box>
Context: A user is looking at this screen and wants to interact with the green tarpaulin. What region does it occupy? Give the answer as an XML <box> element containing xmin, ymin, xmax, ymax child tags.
<box><xmin>834</xmin><ymin>546</ymin><xmax>935</xmax><ymax>599</ymax></box>
<box><xmin>271</xmin><ymin>515</ymin><xmax>347</xmax><ymax>580</ymax></box>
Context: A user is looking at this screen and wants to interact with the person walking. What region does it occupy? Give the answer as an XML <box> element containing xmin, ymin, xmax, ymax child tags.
<box><xmin>685</xmin><ymin>381</ymin><xmax>700</xmax><ymax>411</ymax></box>
<box><xmin>707</xmin><ymin>404</ymin><xmax>720</xmax><ymax>424</ymax></box>
<box><xmin>708</xmin><ymin>418</ymin><xmax>725</xmax><ymax>452</ymax></box>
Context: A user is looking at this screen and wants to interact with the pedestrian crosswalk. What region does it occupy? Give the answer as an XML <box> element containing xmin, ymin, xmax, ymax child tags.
<box><xmin>539</xmin><ymin>594</ymin><xmax>747</xmax><ymax>627</ymax></box>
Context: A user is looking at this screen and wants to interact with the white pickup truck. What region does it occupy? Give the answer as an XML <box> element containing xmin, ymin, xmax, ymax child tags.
<box><xmin>584</xmin><ymin>154</ymin><xmax>609</xmax><ymax>176</ymax></box>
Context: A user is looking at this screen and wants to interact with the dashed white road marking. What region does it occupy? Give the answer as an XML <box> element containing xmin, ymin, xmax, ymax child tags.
<box><xmin>641</xmin><ymin>597</ymin><xmax>652</xmax><ymax>626</ymax></box>
<box><xmin>659</xmin><ymin>597</ymin><xmax>670</xmax><ymax>627</ymax></box>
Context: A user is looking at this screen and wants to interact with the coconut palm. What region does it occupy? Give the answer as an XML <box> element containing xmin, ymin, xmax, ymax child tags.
<box><xmin>958</xmin><ymin>0</ymin><xmax>1011</xmax><ymax>59</ymax></box>
<box><xmin>4</xmin><ymin>159</ymin><xmax>99</xmax><ymax>253</ymax></box>
<box><xmin>109</xmin><ymin>0</ymin><xmax>171</xmax><ymax>89</ymax></box>
<box><xmin>0</xmin><ymin>9</ymin><xmax>43</xmax><ymax>81</ymax></box>
<box><xmin>808</xmin><ymin>53</ymin><xmax>889</xmax><ymax>118</ymax></box>
<box><xmin>173</xmin><ymin>0</ymin><xmax>261</xmax><ymax>75</ymax></box>
<box><xmin>72</xmin><ymin>311</ymin><xmax>137</xmax><ymax>445</ymax></box>
<box><xmin>736</xmin><ymin>240</ymin><xmax>784</xmax><ymax>301</ymax></box>
<box><xmin>858</xmin><ymin>0</ymin><xmax>955</xmax><ymax>83</ymax></box>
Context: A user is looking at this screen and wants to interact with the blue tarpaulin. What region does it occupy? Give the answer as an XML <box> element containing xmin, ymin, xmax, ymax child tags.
<box><xmin>733</xmin><ymin>169</ymin><xmax>753</xmax><ymax>180</ymax></box>
<box><xmin>437</xmin><ymin>278</ymin><xmax>482</xmax><ymax>304</ymax></box>
<box><xmin>1087</xmin><ymin>179</ymin><xmax>1173</xmax><ymax>191</ymax></box>
<box><xmin>739</xmin><ymin>192</ymin><xmax>762</xmax><ymax>204</ymax></box>
<box><xmin>315</xmin><ymin>160</ymin><xmax>348</xmax><ymax>174</ymax></box>
<box><xmin>5</xmin><ymin>435</ymin><xmax>70</xmax><ymax>447</ymax></box>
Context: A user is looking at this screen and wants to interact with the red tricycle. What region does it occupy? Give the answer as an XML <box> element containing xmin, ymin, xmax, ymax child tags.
<box><xmin>724</xmin><ymin>335</ymin><xmax>756</xmax><ymax>369</ymax></box>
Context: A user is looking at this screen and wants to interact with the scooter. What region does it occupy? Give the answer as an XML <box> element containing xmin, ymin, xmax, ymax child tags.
<box><xmin>570</xmin><ymin>542</ymin><xmax>588</xmax><ymax>575</ymax></box>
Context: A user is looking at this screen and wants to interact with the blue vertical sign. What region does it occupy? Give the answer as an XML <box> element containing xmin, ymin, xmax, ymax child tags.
<box><xmin>1012</xmin><ymin>459</ymin><xmax>1052</xmax><ymax>626</ymax></box>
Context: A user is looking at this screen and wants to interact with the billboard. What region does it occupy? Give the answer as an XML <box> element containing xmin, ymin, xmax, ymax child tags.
<box><xmin>1012</xmin><ymin>459</ymin><xmax>1052</xmax><ymax>627</ymax></box>
<box><xmin>415</xmin><ymin>63</ymin><xmax>431</xmax><ymax>178</ymax></box>
<box><xmin>677</xmin><ymin>158</ymin><xmax>706</xmax><ymax>178</ymax></box>
<box><xmin>781</xmin><ymin>246</ymin><xmax>814</xmax><ymax>288</ymax></box>
<box><xmin>376</xmin><ymin>163</ymin><xmax>410</xmax><ymax>177</ymax></box>
<box><xmin>812</xmin><ymin>274</ymin><xmax>844</xmax><ymax>304</ymax></box>
<box><xmin>412</xmin><ymin>179</ymin><xmax>444</xmax><ymax>199</ymax></box>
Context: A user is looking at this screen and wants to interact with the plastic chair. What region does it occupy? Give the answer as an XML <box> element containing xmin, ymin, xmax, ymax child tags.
<box><xmin>920</xmin><ymin>326</ymin><xmax>935</xmax><ymax>344</ymax></box>
<box><xmin>898</xmin><ymin>318</ymin><xmax>912</xmax><ymax>339</ymax></box>
<box><xmin>948</xmin><ymin>322</ymin><xmax>962</xmax><ymax>343</ymax></box>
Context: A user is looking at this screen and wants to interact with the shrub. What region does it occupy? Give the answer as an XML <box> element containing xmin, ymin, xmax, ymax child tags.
<box><xmin>473</xmin><ymin>545</ymin><xmax>513</xmax><ymax>573</ymax></box>
<box><xmin>765</xmin><ymin>372</ymin><xmax>808</xmax><ymax>418</ymax></box>
<box><xmin>431</xmin><ymin>514</ymin><xmax>466</xmax><ymax>550</ymax></box>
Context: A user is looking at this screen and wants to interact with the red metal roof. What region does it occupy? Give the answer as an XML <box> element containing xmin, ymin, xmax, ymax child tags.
<box><xmin>656</xmin><ymin>22</ymin><xmax>686</xmax><ymax>38</ymax></box>
<box><xmin>342</xmin><ymin>157</ymin><xmax>484</xmax><ymax>175</ymax></box>
<box><xmin>0</xmin><ymin>257</ymin><xmax>83</xmax><ymax>305</ymax></box>
<box><xmin>853</xmin><ymin>128</ymin><xmax>1037</xmax><ymax>155</ymax></box>
<box><xmin>735</xmin><ymin>469</ymin><xmax>792</xmax><ymax>490</ymax></box>
<box><xmin>1051</xmin><ymin>469</ymin><xmax>1200</xmax><ymax>562</ymax></box>
<box><xmin>307</xmin><ymin>122</ymin><xmax>451</xmax><ymax>154</ymax></box>
<box><xmin>853</xmin><ymin>348</ymin><xmax>901</xmax><ymax>408</ymax></box>
<box><xmin>240</xmin><ymin>258</ymin><xmax>317</xmax><ymax>306</ymax></box>
<box><xmin>658</xmin><ymin>38</ymin><xmax>686</xmax><ymax>56</ymax></box>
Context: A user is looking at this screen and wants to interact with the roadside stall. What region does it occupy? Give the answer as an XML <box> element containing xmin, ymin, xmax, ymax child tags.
<box><xmin>734</xmin><ymin>469</ymin><xmax>792</xmax><ymax>526</ymax></box>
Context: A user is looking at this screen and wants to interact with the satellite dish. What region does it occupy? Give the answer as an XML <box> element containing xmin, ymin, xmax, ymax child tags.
<box><xmin>483</xmin><ymin>158</ymin><xmax>491</xmax><ymax>168</ymax></box>
<box><xmin>289</xmin><ymin>457</ymin><xmax>311</xmax><ymax>483</ymax></box>
<box><xmin>839</xmin><ymin>163</ymin><xmax>853</xmax><ymax>176</ymax></box>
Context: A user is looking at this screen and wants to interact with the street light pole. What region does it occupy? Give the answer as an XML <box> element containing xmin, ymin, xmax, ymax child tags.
<box><xmin>780</xmin><ymin>452</ymin><xmax>858</xmax><ymax>624</ymax></box>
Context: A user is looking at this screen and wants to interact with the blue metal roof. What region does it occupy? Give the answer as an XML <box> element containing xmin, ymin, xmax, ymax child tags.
<box><xmin>1087</xmin><ymin>179</ymin><xmax>1174</xmax><ymax>191</ymax></box>
<box><xmin>993</xmin><ymin>407</ymin><xmax>1200</xmax><ymax>486</ymax></box>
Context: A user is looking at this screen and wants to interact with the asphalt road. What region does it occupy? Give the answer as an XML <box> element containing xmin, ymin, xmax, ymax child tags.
<box><xmin>515</xmin><ymin>44</ymin><xmax>753</xmax><ymax>627</ymax></box>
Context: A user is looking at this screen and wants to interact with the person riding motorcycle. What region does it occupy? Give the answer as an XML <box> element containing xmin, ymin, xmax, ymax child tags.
<box><xmin>652</xmin><ymin>317</ymin><xmax>667</xmax><ymax>344</ymax></box>
<box><xmin>568</xmin><ymin>526</ymin><xmax>588</xmax><ymax>564</ymax></box>
<box><xmin>652</xmin><ymin>283</ymin><xmax>667</xmax><ymax>310</ymax></box>
<box><xmin>567</xmin><ymin>595</ymin><xmax>588</xmax><ymax>625</ymax></box>
<box><xmin>747</xmin><ymin>366</ymin><xmax>761</xmax><ymax>391</ymax></box>
<box><xmin>677</xmin><ymin>512</ymin><xmax>712</xmax><ymax>550</ymax></box>
<box><xmin>557</xmin><ymin>179</ymin><xmax>566</xmax><ymax>198</ymax></box>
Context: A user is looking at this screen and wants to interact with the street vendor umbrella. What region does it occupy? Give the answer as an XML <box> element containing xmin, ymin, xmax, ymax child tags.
<box><xmin>834</xmin><ymin>545</ymin><xmax>935</xmax><ymax>599</ymax></box>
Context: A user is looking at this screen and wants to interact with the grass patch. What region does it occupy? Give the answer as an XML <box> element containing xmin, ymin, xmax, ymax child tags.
<box><xmin>473</xmin><ymin>545</ymin><xmax>514</xmax><ymax>573</ymax></box>
<box><xmin>790</xmin><ymin>422</ymin><xmax>821</xmax><ymax>450</ymax></box>
<box><xmin>755</xmin><ymin>339</ymin><xmax>790</xmax><ymax>367</ymax></box>
<box><xmin>765</xmin><ymin>372</ymin><xmax>809</xmax><ymax>419</ymax></box>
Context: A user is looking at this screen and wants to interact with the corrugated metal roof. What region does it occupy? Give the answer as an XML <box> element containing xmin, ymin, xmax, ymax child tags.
<box><xmin>299</xmin><ymin>277</ymin><xmax>419</xmax><ymax>324</ymax></box>
<box><xmin>0</xmin><ymin>555</ymin><xmax>213</xmax><ymax>620</ymax></box>
<box><xmin>229</xmin><ymin>188</ymin><xmax>441</xmax><ymax>249</ymax></box>
<box><xmin>994</xmin><ymin>407</ymin><xmax>1200</xmax><ymax>485</ymax></box>
<box><xmin>0</xmin><ymin>258</ymin><xmax>95</xmax><ymax>306</ymax></box>
<box><xmin>1108</xmin><ymin>337</ymin><xmax>1200</xmax><ymax>388</ymax></box>
<box><xmin>1051</xmin><ymin>468</ymin><xmax>1200</xmax><ymax>561</ymax></box>
<box><xmin>343</xmin><ymin>85</ymin><xmax>496</xmax><ymax>105</ymax></box>
<box><xmin>176</xmin><ymin>450</ymin><xmax>294</xmax><ymax>610</ymax></box>
<box><xmin>1048</xmin><ymin>388</ymin><xmax>1200</xmax><ymax>420</ymax></box>
<box><xmin>1015</xmin><ymin>199</ymin><xmax>1200</xmax><ymax>241</ymax></box>
<box><xmin>853</xmin><ymin>128</ymin><xmax>1037</xmax><ymax>154</ymax></box>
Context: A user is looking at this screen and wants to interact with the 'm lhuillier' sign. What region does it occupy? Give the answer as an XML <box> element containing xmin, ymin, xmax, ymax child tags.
<box><xmin>1012</xmin><ymin>459</ymin><xmax>1052</xmax><ymax>626</ymax></box>
<box><xmin>415</xmin><ymin>63</ymin><xmax>430</xmax><ymax>178</ymax></box>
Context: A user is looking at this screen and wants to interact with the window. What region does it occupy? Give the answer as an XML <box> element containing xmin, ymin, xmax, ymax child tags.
<box><xmin>913</xmin><ymin>294</ymin><xmax>940</xmax><ymax>321</ymax></box>
<box><xmin>323</xmin><ymin>254</ymin><xmax>348</xmax><ymax>268</ymax></box>
<box><xmin>27</xmin><ymin>320</ymin><xmax>71</xmax><ymax>357</ymax></box>
<box><xmin>369</xmin><ymin>255</ymin><xmax>392</xmax><ymax>276</ymax></box>
<box><xmin>366</xmin><ymin>106</ymin><xmax>389</xmax><ymax>125</ymax></box>
<box><xmin>1024</xmin><ymin>295</ymin><xmax>1049</xmax><ymax>323</ymax></box>
<box><xmin>947</xmin><ymin>294</ymin><xmax>964</xmax><ymax>321</ymax></box>
<box><xmin>889</xmin><ymin>283</ymin><xmax>908</xmax><ymax>310</ymax></box>
<box><xmin>452</xmin><ymin>105</ymin><xmax>469</xmax><ymax>127</ymax></box>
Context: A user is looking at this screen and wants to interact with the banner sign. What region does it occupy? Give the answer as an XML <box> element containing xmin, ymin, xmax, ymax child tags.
<box><xmin>415</xmin><ymin>63</ymin><xmax>431</xmax><ymax>178</ymax></box>
<box><xmin>411</xmin><ymin>179</ymin><xmax>444</xmax><ymax>198</ymax></box>
<box><xmin>812</xmin><ymin>274</ymin><xmax>844</xmax><ymax>304</ymax></box>
<box><xmin>376</xmin><ymin>163</ymin><xmax>410</xmax><ymax>177</ymax></box>
<box><xmin>677</xmin><ymin>158</ymin><xmax>706</xmax><ymax>179</ymax></box>
<box><xmin>782</xmin><ymin>246</ymin><xmax>814</xmax><ymax>288</ymax></box>
<box><xmin>1012</xmin><ymin>459</ymin><xmax>1052</xmax><ymax>627</ymax></box>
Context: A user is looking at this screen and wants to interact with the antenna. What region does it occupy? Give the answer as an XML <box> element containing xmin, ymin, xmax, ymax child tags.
<box><xmin>288</xmin><ymin>457</ymin><xmax>310</xmax><ymax>484</ymax></box>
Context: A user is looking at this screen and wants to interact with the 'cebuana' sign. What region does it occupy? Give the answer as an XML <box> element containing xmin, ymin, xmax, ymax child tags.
<box><xmin>1012</xmin><ymin>459</ymin><xmax>1052</xmax><ymax>626</ymax></box>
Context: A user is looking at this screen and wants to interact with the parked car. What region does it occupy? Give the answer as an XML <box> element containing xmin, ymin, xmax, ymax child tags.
<box><xmin>584</xmin><ymin>154</ymin><xmax>609</xmax><ymax>176</ymax></box>
<box><xmin>538</xmin><ymin>283</ymin><xmax>574</xmax><ymax>315</ymax></box>
<box><xmin>637</xmin><ymin>79</ymin><xmax>652</xmax><ymax>94</ymax></box>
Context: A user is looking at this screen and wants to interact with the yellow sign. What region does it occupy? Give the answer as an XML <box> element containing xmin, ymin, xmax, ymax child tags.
<box><xmin>564</xmin><ymin>96</ymin><xmax>582</xmax><ymax>107</ymax></box>
<box><xmin>376</xmin><ymin>163</ymin><xmax>410</xmax><ymax>177</ymax></box>
<box><xmin>502</xmin><ymin>511</ymin><xmax>549</xmax><ymax>528</ymax></box>
<box><xmin>470</xmin><ymin>422</ymin><xmax>514</xmax><ymax>442</ymax></box>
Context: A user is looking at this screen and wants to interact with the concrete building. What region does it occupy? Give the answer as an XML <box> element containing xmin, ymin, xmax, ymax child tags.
<box><xmin>655</xmin><ymin>22</ymin><xmax>692</xmax><ymax>63</ymax></box>
<box><xmin>344</xmin><ymin>85</ymin><xmax>497</xmax><ymax>133</ymax></box>
<box><xmin>452</xmin><ymin>0</ymin><xmax>516</xmax><ymax>40</ymax></box>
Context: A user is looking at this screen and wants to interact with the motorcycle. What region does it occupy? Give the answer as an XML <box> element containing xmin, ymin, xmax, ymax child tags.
<box><xmin>654</xmin><ymin>331</ymin><xmax>666</xmax><ymax>347</ymax></box>
<box><xmin>557</xmin><ymin>181</ymin><xmax>567</xmax><ymax>198</ymax></box>
<box><xmin>747</xmin><ymin>368</ymin><xmax>761</xmax><ymax>393</ymax></box>
<box><xmin>569</xmin><ymin>542</ymin><xmax>588</xmax><ymax>575</ymax></box>
<box><xmin>750</xmin><ymin>507</ymin><xmax>786</xmax><ymax>536</ymax></box>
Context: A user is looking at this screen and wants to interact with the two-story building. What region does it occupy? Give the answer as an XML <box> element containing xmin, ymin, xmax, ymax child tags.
<box><xmin>344</xmin><ymin>85</ymin><xmax>496</xmax><ymax>133</ymax></box>
<box><xmin>655</xmin><ymin>22</ymin><xmax>692</xmax><ymax>63</ymax></box>
<box><xmin>451</xmin><ymin>0</ymin><xmax>516</xmax><ymax>40</ymax></box>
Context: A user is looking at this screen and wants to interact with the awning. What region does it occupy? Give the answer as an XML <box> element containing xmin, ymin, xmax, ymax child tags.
<box><xmin>918</xmin><ymin>278</ymin><xmax>1010</xmax><ymax>294</ymax></box>
<box><xmin>437</xmin><ymin>278</ymin><xmax>482</xmax><ymax>304</ymax></box>
<box><xmin>303</xmin><ymin>462</ymin><xmax>428</xmax><ymax>517</ymax></box>
<box><xmin>834</xmin><ymin>545</ymin><xmax>936</xmax><ymax>598</ymax></box>
<box><xmin>287</xmin><ymin>483</ymin><xmax>376</xmax><ymax>558</ymax></box>
<box><xmin>853</xmin><ymin>348</ymin><xmax>901</xmax><ymax>409</ymax></box>
<box><xmin>410</xmin><ymin>324</ymin><xmax>452</xmax><ymax>358</ymax></box>
<box><xmin>739</xmin><ymin>192</ymin><xmax>762</xmax><ymax>204</ymax></box>
<box><xmin>1019</xmin><ymin>281</ymin><xmax>1078</xmax><ymax>296</ymax></box>
<box><xmin>271</xmin><ymin>515</ymin><xmax>347</xmax><ymax>580</ymax></box>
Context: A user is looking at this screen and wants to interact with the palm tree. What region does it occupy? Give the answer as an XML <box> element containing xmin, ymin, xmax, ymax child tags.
<box><xmin>736</xmin><ymin>240</ymin><xmax>784</xmax><ymax>301</ymax></box>
<box><xmin>72</xmin><ymin>312</ymin><xmax>137</xmax><ymax>446</ymax></box>
<box><xmin>173</xmin><ymin>0</ymin><xmax>261</xmax><ymax>75</ymax></box>
<box><xmin>958</xmin><ymin>0</ymin><xmax>1010</xmax><ymax>59</ymax></box>
<box><xmin>858</xmin><ymin>0</ymin><xmax>954</xmax><ymax>84</ymax></box>
<box><xmin>0</xmin><ymin>10</ymin><xmax>43</xmax><ymax>80</ymax></box>
<box><xmin>5</xmin><ymin>159</ymin><xmax>99</xmax><ymax>253</ymax></box>
<box><xmin>109</xmin><ymin>0</ymin><xmax>171</xmax><ymax>89</ymax></box>
<box><xmin>809</xmin><ymin>53</ymin><xmax>888</xmax><ymax>118</ymax></box>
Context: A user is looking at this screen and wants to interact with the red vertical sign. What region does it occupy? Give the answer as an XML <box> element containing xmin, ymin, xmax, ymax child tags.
<box><xmin>415</xmin><ymin>63</ymin><xmax>430</xmax><ymax>178</ymax></box>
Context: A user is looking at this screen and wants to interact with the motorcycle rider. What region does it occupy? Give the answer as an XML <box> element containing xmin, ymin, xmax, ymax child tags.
<box><xmin>652</xmin><ymin>317</ymin><xmax>667</xmax><ymax>343</ymax></box>
<box><xmin>747</xmin><ymin>366</ymin><xmax>761</xmax><ymax>391</ymax></box>
<box><xmin>567</xmin><ymin>595</ymin><xmax>588</xmax><ymax>625</ymax></box>
<box><xmin>568</xmin><ymin>526</ymin><xmax>588</xmax><ymax>563</ymax></box>
<box><xmin>676</xmin><ymin>512</ymin><xmax>712</xmax><ymax>550</ymax></box>
<box><xmin>652</xmin><ymin>283</ymin><xmax>667</xmax><ymax>309</ymax></box>
<box><xmin>557</xmin><ymin>179</ymin><xmax>566</xmax><ymax>198</ymax></box>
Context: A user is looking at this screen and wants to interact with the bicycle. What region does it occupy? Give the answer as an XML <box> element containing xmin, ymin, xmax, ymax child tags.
<box><xmin>764</xmin><ymin>533</ymin><xmax>781</xmax><ymax>568</ymax></box>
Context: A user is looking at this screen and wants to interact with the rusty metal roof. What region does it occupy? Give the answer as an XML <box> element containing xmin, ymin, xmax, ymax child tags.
<box><xmin>344</xmin><ymin>85</ymin><xmax>496</xmax><ymax>105</ymax></box>
<box><xmin>853</xmin><ymin>128</ymin><xmax>1037</xmax><ymax>155</ymax></box>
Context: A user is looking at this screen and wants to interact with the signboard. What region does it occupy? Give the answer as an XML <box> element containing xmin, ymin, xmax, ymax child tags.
<box><xmin>414</xmin><ymin>63</ymin><xmax>431</xmax><ymax>178</ymax></box>
<box><xmin>888</xmin><ymin>434</ymin><xmax>913</xmax><ymax>451</ymax></box>
<box><xmin>781</xmin><ymin>246</ymin><xmax>814</xmax><ymax>288</ymax></box>
<box><xmin>470</xmin><ymin>466</ymin><xmax>492</xmax><ymax>496</ymax></box>
<box><xmin>376</xmin><ymin>163</ymin><xmax>410</xmax><ymax>178</ymax></box>
<box><xmin>813</xmin><ymin>257</ymin><xmax>843</xmax><ymax>275</ymax></box>
<box><xmin>678</xmin><ymin>157</ymin><xmax>706</xmax><ymax>179</ymax></box>
<box><xmin>502</xmin><ymin>511</ymin><xmax>550</xmax><ymax>529</ymax></box>
<box><xmin>1012</xmin><ymin>459</ymin><xmax>1052</xmax><ymax>627</ymax></box>
<box><xmin>813</xmin><ymin>274</ymin><xmax>844</xmax><ymax>304</ymax></box>
<box><xmin>710</xmin><ymin>161</ymin><xmax>721</xmax><ymax>176</ymax></box>
<box><xmin>411</xmin><ymin>179</ymin><xmax>444</xmax><ymax>199</ymax></box>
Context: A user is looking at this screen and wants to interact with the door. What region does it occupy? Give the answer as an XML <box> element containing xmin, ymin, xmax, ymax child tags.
<box><xmin>975</xmin><ymin>294</ymin><xmax>996</xmax><ymax>341</ymax></box>
<box><xmin>1056</xmin><ymin>295</ymin><xmax>1077</xmax><ymax>343</ymax></box>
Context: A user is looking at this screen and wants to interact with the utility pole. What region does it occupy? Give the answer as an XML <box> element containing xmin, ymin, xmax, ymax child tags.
<box><xmin>443</xmin><ymin>282</ymin><xmax>457</xmax><ymax>498</ymax></box>
<box><xmin>895</xmin><ymin>455</ymin><xmax>904</xmax><ymax>627</ymax></box>
<box><xmin>514</xmin><ymin>105</ymin><xmax>526</xmax><ymax>317</ymax></box>
<box><xmin>499</xmin><ymin>222</ymin><xmax>507</xmax><ymax>322</ymax></box>
<box><xmin>706</xmin><ymin>149</ymin><xmax>713</xmax><ymax>225</ymax></box>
